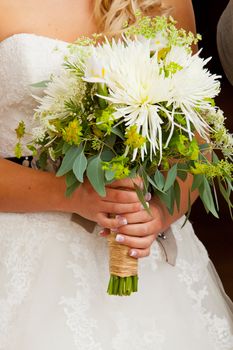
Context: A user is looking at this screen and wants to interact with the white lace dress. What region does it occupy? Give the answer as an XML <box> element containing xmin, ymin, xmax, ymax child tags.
<box><xmin>0</xmin><ymin>34</ymin><xmax>233</xmax><ymax>350</ymax></box>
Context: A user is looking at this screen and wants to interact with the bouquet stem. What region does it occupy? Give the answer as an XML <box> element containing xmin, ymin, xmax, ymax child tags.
<box><xmin>107</xmin><ymin>232</ymin><xmax>138</xmax><ymax>296</ymax></box>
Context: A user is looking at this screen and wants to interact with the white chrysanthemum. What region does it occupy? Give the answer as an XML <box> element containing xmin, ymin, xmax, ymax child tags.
<box><xmin>167</xmin><ymin>50</ymin><xmax>221</xmax><ymax>139</ymax></box>
<box><xmin>84</xmin><ymin>39</ymin><xmax>172</xmax><ymax>161</ymax></box>
<box><xmin>35</xmin><ymin>70</ymin><xmax>87</xmax><ymax>119</ymax></box>
<box><xmin>165</xmin><ymin>45</ymin><xmax>192</xmax><ymax>69</ymax></box>
<box><xmin>137</xmin><ymin>33</ymin><xmax>168</xmax><ymax>51</ymax></box>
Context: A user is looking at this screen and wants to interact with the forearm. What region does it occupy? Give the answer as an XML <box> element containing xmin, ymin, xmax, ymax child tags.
<box><xmin>0</xmin><ymin>159</ymin><xmax>66</xmax><ymax>212</ymax></box>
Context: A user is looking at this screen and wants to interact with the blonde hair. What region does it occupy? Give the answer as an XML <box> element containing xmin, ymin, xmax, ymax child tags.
<box><xmin>93</xmin><ymin>0</ymin><xmax>170</xmax><ymax>34</ymax></box>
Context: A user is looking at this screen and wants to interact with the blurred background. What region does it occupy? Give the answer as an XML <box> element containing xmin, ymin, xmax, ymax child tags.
<box><xmin>191</xmin><ymin>0</ymin><xmax>233</xmax><ymax>299</ymax></box>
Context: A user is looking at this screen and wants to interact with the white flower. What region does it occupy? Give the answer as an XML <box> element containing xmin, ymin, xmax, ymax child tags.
<box><xmin>167</xmin><ymin>49</ymin><xmax>221</xmax><ymax>140</ymax></box>
<box><xmin>35</xmin><ymin>70</ymin><xmax>86</xmax><ymax>118</ymax></box>
<box><xmin>137</xmin><ymin>33</ymin><xmax>168</xmax><ymax>51</ymax></box>
<box><xmin>84</xmin><ymin>38</ymin><xmax>172</xmax><ymax>161</ymax></box>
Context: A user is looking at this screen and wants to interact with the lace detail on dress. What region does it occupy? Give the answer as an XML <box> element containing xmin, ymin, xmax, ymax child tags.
<box><xmin>57</xmin><ymin>230</ymin><xmax>103</xmax><ymax>350</ymax></box>
<box><xmin>112</xmin><ymin>312</ymin><xmax>165</xmax><ymax>350</ymax></box>
<box><xmin>177</xmin><ymin>258</ymin><xmax>233</xmax><ymax>349</ymax></box>
<box><xmin>0</xmin><ymin>216</ymin><xmax>50</xmax><ymax>349</ymax></box>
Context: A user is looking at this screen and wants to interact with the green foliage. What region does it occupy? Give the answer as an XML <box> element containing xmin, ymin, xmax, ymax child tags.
<box><xmin>87</xmin><ymin>155</ymin><xmax>106</xmax><ymax>196</ymax></box>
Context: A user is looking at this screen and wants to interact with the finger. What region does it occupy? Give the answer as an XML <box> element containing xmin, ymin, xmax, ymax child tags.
<box><xmin>103</xmin><ymin>201</ymin><xmax>143</xmax><ymax>215</ymax></box>
<box><xmin>96</xmin><ymin>213</ymin><xmax>128</xmax><ymax>229</ymax></box>
<box><xmin>115</xmin><ymin>221</ymin><xmax>152</xmax><ymax>237</ymax></box>
<box><xmin>103</xmin><ymin>187</ymin><xmax>140</xmax><ymax>204</ymax></box>
<box><xmin>98</xmin><ymin>228</ymin><xmax>110</xmax><ymax>237</ymax></box>
<box><xmin>129</xmin><ymin>247</ymin><xmax>151</xmax><ymax>259</ymax></box>
<box><xmin>123</xmin><ymin>209</ymin><xmax>153</xmax><ymax>224</ymax></box>
<box><xmin>107</xmin><ymin>176</ymin><xmax>143</xmax><ymax>190</ymax></box>
<box><xmin>115</xmin><ymin>233</ymin><xmax>155</xmax><ymax>249</ymax></box>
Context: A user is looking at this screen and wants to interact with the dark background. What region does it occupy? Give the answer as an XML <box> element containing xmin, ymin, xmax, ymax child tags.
<box><xmin>190</xmin><ymin>0</ymin><xmax>233</xmax><ymax>298</ymax></box>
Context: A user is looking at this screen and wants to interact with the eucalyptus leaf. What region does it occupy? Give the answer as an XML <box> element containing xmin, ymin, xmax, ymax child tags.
<box><xmin>105</xmin><ymin>170</ymin><xmax>115</xmax><ymax>181</ymax></box>
<box><xmin>73</xmin><ymin>151</ymin><xmax>87</xmax><ymax>182</ymax></box>
<box><xmin>65</xmin><ymin>181</ymin><xmax>81</xmax><ymax>197</ymax></box>
<box><xmin>87</xmin><ymin>156</ymin><xmax>106</xmax><ymax>196</ymax></box>
<box><xmin>174</xmin><ymin>180</ymin><xmax>181</xmax><ymax>211</ymax></box>
<box><xmin>191</xmin><ymin>174</ymin><xmax>204</xmax><ymax>192</ymax></box>
<box><xmin>154</xmin><ymin>169</ymin><xmax>165</xmax><ymax>191</ymax></box>
<box><xmin>157</xmin><ymin>187</ymin><xmax>175</xmax><ymax>215</ymax></box>
<box><xmin>56</xmin><ymin>145</ymin><xmax>82</xmax><ymax>177</ymax></box>
<box><xmin>177</xmin><ymin>163</ymin><xmax>188</xmax><ymax>181</ymax></box>
<box><xmin>147</xmin><ymin>175</ymin><xmax>165</xmax><ymax>193</ymax></box>
<box><xmin>101</xmin><ymin>149</ymin><xmax>115</xmax><ymax>162</ymax></box>
<box><xmin>65</xmin><ymin>171</ymin><xmax>78</xmax><ymax>187</ymax></box>
<box><xmin>199</xmin><ymin>178</ymin><xmax>219</xmax><ymax>218</ymax></box>
<box><xmin>62</xmin><ymin>142</ymin><xmax>71</xmax><ymax>154</ymax></box>
<box><xmin>163</xmin><ymin>164</ymin><xmax>177</xmax><ymax>192</ymax></box>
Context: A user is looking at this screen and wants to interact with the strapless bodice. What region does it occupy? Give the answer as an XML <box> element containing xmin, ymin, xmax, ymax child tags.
<box><xmin>0</xmin><ymin>33</ymin><xmax>68</xmax><ymax>157</ymax></box>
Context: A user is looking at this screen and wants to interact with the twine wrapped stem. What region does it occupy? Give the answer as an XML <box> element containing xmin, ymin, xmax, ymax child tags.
<box><xmin>107</xmin><ymin>231</ymin><xmax>138</xmax><ymax>296</ymax></box>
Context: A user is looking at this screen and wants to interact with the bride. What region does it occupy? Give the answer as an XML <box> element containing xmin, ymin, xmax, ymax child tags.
<box><xmin>0</xmin><ymin>0</ymin><xmax>232</xmax><ymax>349</ymax></box>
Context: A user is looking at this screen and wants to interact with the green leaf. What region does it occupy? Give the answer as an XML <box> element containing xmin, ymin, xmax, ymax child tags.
<box><xmin>157</xmin><ymin>187</ymin><xmax>175</xmax><ymax>215</ymax></box>
<box><xmin>104</xmin><ymin>134</ymin><xmax>116</xmax><ymax>148</ymax></box>
<box><xmin>154</xmin><ymin>169</ymin><xmax>165</xmax><ymax>191</ymax></box>
<box><xmin>191</xmin><ymin>174</ymin><xmax>204</xmax><ymax>192</ymax></box>
<box><xmin>174</xmin><ymin>180</ymin><xmax>181</xmax><ymax>211</ymax></box>
<box><xmin>65</xmin><ymin>171</ymin><xmax>78</xmax><ymax>187</ymax></box>
<box><xmin>140</xmin><ymin>167</ymin><xmax>149</xmax><ymax>194</ymax></box>
<box><xmin>105</xmin><ymin>170</ymin><xmax>115</xmax><ymax>181</ymax></box>
<box><xmin>212</xmin><ymin>151</ymin><xmax>219</xmax><ymax>164</ymax></box>
<box><xmin>56</xmin><ymin>145</ymin><xmax>82</xmax><ymax>177</ymax></box>
<box><xmin>65</xmin><ymin>181</ymin><xmax>81</xmax><ymax>197</ymax></box>
<box><xmin>218</xmin><ymin>178</ymin><xmax>233</xmax><ymax>218</ymax></box>
<box><xmin>73</xmin><ymin>151</ymin><xmax>87</xmax><ymax>182</ymax></box>
<box><xmin>134</xmin><ymin>183</ymin><xmax>151</xmax><ymax>215</ymax></box>
<box><xmin>62</xmin><ymin>142</ymin><xmax>71</xmax><ymax>154</ymax></box>
<box><xmin>199</xmin><ymin>178</ymin><xmax>219</xmax><ymax>218</ymax></box>
<box><xmin>111</xmin><ymin>127</ymin><xmax>124</xmax><ymax>140</ymax></box>
<box><xmin>38</xmin><ymin>152</ymin><xmax>48</xmax><ymax>170</ymax></box>
<box><xmin>177</xmin><ymin>163</ymin><xmax>188</xmax><ymax>181</ymax></box>
<box><xmin>147</xmin><ymin>175</ymin><xmax>165</xmax><ymax>193</ymax></box>
<box><xmin>87</xmin><ymin>155</ymin><xmax>106</xmax><ymax>196</ymax></box>
<box><xmin>101</xmin><ymin>149</ymin><xmax>115</xmax><ymax>161</ymax></box>
<box><xmin>30</xmin><ymin>80</ymin><xmax>50</xmax><ymax>88</ymax></box>
<box><xmin>163</xmin><ymin>164</ymin><xmax>177</xmax><ymax>192</ymax></box>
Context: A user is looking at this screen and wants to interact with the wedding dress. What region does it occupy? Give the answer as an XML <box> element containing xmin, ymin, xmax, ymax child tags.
<box><xmin>0</xmin><ymin>33</ymin><xmax>233</xmax><ymax>350</ymax></box>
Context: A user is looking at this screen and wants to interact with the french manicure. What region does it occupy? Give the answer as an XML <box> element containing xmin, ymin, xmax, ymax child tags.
<box><xmin>116</xmin><ymin>215</ymin><xmax>127</xmax><ymax>225</ymax></box>
<box><xmin>145</xmin><ymin>192</ymin><xmax>152</xmax><ymax>201</ymax></box>
<box><xmin>130</xmin><ymin>250</ymin><xmax>137</xmax><ymax>257</ymax></box>
<box><xmin>115</xmin><ymin>234</ymin><xmax>125</xmax><ymax>242</ymax></box>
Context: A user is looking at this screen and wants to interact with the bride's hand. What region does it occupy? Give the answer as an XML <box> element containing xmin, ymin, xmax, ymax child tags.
<box><xmin>100</xmin><ymin>198</ymin><xmax>165</xmax><ymax>259</ymax></box>
<box><xmin>64</xmin><ymin>177</ymin><xmax>144</xmax><ymax>229</ymax></box>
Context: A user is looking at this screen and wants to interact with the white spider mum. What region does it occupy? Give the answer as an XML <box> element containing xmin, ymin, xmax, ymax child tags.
<box><xmin>167</xmin><ymin>47</ymin><xmax>221</xmax><ymax>140</ymax></box>
<box><xmin>84</xmin><ymin>39</ymin><xmax>173</xmax><ymax>161</ymax></box>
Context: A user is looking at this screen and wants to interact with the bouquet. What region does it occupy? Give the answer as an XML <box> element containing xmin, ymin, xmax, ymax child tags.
<box><xmin>15</xmin><ymin>15</ymin><xmax>233</xmax><ymax>296</ymax></box>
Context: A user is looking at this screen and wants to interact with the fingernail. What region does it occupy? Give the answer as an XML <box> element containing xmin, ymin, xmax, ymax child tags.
<box><xmin>111</xmin><ymin>228</ymin><xmax>118</xmax><ymax>233</ymax></box>
<box><xmin>99</xmin><ymin>230</ymin><xmax>105</xmax><ymax>236</ymax></box>
<box><xmin>116</xmin><ymin>215</ymin><xmax>127</xmax><ymax>225</ymax></box>
<box><xmin>116</xmin><ymin>234</ymin><xmax>125</xmax><ymax>242</ymax></box>
<box><xmin>141</xmin><ymin>202</ymin><xmax>149</xmax><ymax>210</ymax></box>
<box><xmin>145</xmin><ymin>192</ymin><xmax>152</xmax><ymax>201</ymax></box>
<box><xmin>129</xmin><ymin>250</ymin><xmax>137</xmax><ymax>257</ymax></box>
